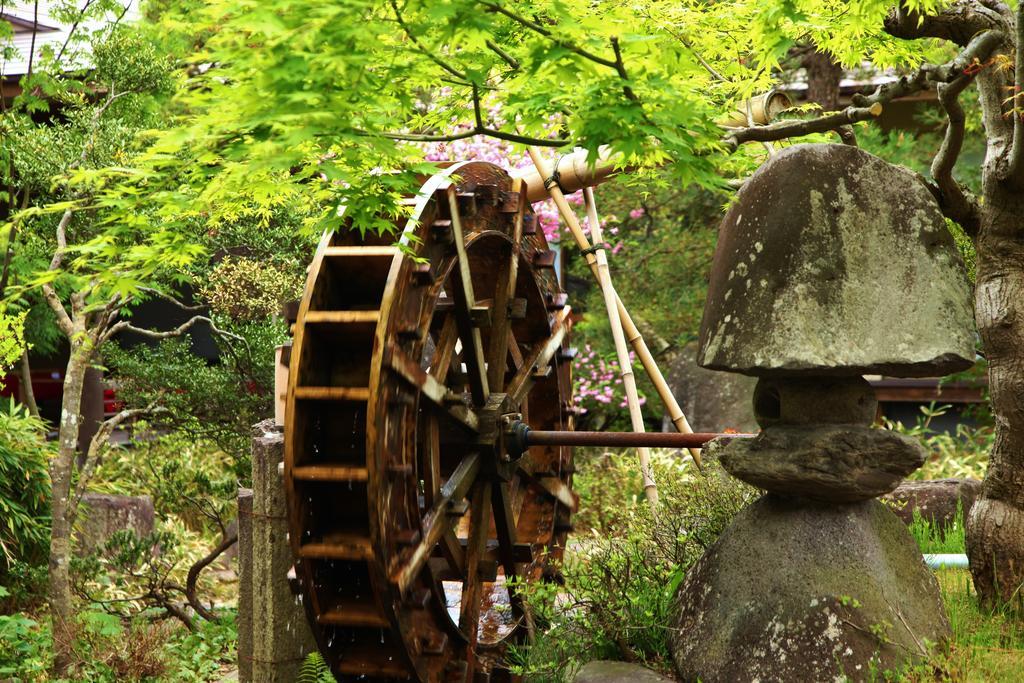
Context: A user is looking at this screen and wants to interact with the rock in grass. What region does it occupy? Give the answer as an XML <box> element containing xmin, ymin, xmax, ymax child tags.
<box><xmin>670</xmin><ymin>495</ymin><xmax>949</xmax><ymax>683</ymax></box>
<box><xmin>574</xmin><ymin>660</ymin><xmax>677</xmax><ymax>683</ymax></box>
<box><xmin>884</xmin><ymin>478</ymin><xmax>981</xmax><ymax>530</ymax></box>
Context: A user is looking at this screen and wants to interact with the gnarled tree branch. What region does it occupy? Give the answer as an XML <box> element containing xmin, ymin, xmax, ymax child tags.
<box><xmin>933</xmin><ymin>74</ymin><xmax>982</xmax><ymax>236</ymax></box>
<box><xmin>725</xmin><ymin>29</ymin><xmax>1006</xmax><ymax>151</ymax></box>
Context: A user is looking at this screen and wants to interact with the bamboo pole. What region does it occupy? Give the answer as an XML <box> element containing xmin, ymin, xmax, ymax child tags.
<box><xmin>526</xmin><ymin>148</ymin><xmax>702</xmax><ymax>468</ymax></box>
<box><xmin>583</xmin><ymin>187</ymin><xmax>658</xmax><ymax>507</ymax></box>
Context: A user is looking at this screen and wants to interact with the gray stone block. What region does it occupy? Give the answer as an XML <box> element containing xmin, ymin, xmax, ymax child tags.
<box><xmin>574</xmin><ymin>660</ymin><xmax>676</xmax><ymax>682</ymax></box>
<box><xmin>76</xmin><ymin>493</ymin><xmax>154</xmax><ymax>555</ymax></box>
<box><xmin>239</xmin><ymin>419</ymin><xmax>318</xmax><ymax>682</ymax></box>
<box><xmin>237</xmin><ymin>488</ymin><xmax>253</xmax><ymax>683</ymax></box>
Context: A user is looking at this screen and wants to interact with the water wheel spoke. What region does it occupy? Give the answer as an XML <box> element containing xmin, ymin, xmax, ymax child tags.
<box><xmin>423</xmin><ymin>415</ymin><xmax>442</xmax><ymax>507</ymax></box>
<box><xmin>388</xmin><ymin>342</ymin><xmax>479</xmax><ymax>433</ymax></box>
<box><xmin>430</xmin><ymin>314</ymin><xmax>459</xmax><ymax>383</ymax></box>
<box><xmin>518</xmin><ymin>466</ymin><xmax>579</xmax><ymax>512</ymax></box>
<box><xmin>486</xmin><ymin>183</ymin><xmax>525</xmax><ymax>391</ymax></box>
<box><xmin>392</xmin><ymin>453</ymin><xmax>481</xmax><ymax>594</ymax></box>
<box><xmin>491</xmin><ymin>481</ymin><xmax>528</xmax><ymax>620</ymax></box>
<box><xmin>459</xmin><ymin>481</ymin><xmax>493</xmax><ymax>648</ymax></box>
<box><xmin>446</xmin><ymin>185</ymin><xmax>489</xmax><ymax>405</ymax></box>
<box><xmin>507</xmin><ymin>308</ymin><xmax>571</xmax><ymax>405</ymax></box>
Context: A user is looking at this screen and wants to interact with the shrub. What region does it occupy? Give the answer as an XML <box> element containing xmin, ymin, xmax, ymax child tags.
<box><xmin>509</xmin><ymin>450</ymin><xmax>756</xmax><ymax>679</ymax></box>
<box><xmin>887</xmin><ymin>404</ymin><xmax>993</xmax><ymax>481</ymax></box>
<box><xmin>200</xmin><ymin>256</ymin><xmax>304</xmax><ymax>322</ymax></box>
<box><xmin>0</xmin><ymin>401</ymin><xmax>52</xmax><ymax>574</ymax></box>
<box><xmin>106</xmin><ymin>318</ymin><xmax>285</xmax><ymax>471</ymax></box>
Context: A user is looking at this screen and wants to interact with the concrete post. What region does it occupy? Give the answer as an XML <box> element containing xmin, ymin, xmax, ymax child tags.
<box><xmin>237</xmin><ymin>488</ymin><xmax>253</xmax><ymax>683</ymax></box>
<box><xmin>240</xmin><ymin>419</ymin><xmax>318</xmax><ymax>682</ymax></box>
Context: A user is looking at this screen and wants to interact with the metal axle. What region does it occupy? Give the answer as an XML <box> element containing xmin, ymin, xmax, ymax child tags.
<box><xmin>506</xmin><ymin>421</ymin><xmax>755</xmax><ymax>457</ymax></box>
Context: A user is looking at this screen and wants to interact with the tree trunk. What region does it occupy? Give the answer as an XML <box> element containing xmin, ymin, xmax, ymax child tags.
<box><xmin>48</xmin><ymin>329</ymin><xmax>91</xmax><ymax>675</ymax></box>
<box><xmin>19</xmin><ymin>348</ymin><xmax>39</xmax><ymax>418</ymax></box>
<box><xmin>801</xmin><ymin>49</ymin><xmax>843</xmax><ymax>112</ymax></box>
<box><xmin>966</xmin><ymin>186</ymin><xmax>1024</xmax><ymax>607</ymax></box>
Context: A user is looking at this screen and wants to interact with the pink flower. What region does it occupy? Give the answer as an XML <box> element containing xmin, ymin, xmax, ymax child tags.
<box><xmin>629</xmin><ymin>208</ymin><xmax>645</xmax><ymax>220</ymax></box>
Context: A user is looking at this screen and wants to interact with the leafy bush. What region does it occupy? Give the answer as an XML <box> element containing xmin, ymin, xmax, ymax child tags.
<box><xmin>886</xmin><ymin>404</ymin><xmax>993</xmax><ymax>481</ymax></box>
<box><xmin>509</xmin><ymin>450</ymin><xmax>755</xmax><ymax>679</ymax></box>
<box><xmin>106</xmin><ymin>318</ymin><xmax>286</xmax><ymax>471</ymax></box>
<box><xmin>200</xmin><ymin>256</ymin><xmax>304</xmax><ymax>322</ymax></box>
<box><xmin>0</xmin><ymin>401</ymin><xmax>52</xmax><ymax>574</ymax></box>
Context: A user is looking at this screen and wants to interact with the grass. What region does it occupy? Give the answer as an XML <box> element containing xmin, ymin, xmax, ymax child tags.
<box><xmin>907</xmin><ymin>503</ymin><xmax>966</xmax><ymax>555</ymax></box>
<box><xmin>925</xmin><ymin>569</ymin><xmax>1024</xmax><ymax>682</ymax></box>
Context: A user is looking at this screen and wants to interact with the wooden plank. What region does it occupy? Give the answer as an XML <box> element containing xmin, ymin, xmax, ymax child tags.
<box><xmin>294</xmin><ymin>386</ymin><xmax>370</xmax><ymax>401</ymax></box>
<box><xmin>292</xmin><ymin>465</ymin><xmax>369</xmax><ymax>482</ymax></box>
<box><xmin>317</xmin><ymin>604</ymin><xmax>389</xmax><ymax>629</ymax></box>
<box><xmin>298</xmin><ymin>532</ymin><xmax>374</xmax><ymax>561</ymax></box>
<box><xmin>323</xmin><ymin>246</ymin><xmax>400</xmax><ymax>258</ymax></box>
<box><xmin>303</xmin><ymin>310</ymin><xmax>380</xmax><ymax>324</ymax></box>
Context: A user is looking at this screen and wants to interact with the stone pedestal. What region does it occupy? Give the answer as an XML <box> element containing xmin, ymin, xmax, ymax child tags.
<box><xmin>671</xmin><ymin>496</ymin><xmax>949</xmax><ymax>682</ymax></box>
<box><xmin>237</xmin><ymin>420</ymin><xmax>317</xmax><ymax>682</ymax></box>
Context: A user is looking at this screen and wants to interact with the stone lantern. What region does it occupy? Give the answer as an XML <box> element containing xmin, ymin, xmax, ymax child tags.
<box><xmin>671</xmin><ymin>143</ymin><xmax>974</xmax><ymax>681</ymax></box>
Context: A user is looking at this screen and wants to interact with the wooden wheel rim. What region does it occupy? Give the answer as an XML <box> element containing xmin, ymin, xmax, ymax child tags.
<box><xmin>285</xmin><ymin>161</ymin><xmax>575</xmax><ymax>681</ymax></box>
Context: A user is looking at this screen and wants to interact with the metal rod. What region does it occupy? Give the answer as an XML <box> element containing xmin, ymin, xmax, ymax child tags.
<box><xmin>524</xmin><ymin>429</ymin><xmax>756</xmax><ymax>449</ymax></box>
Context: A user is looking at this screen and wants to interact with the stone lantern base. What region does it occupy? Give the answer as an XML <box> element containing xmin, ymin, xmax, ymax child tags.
<box><xmin>670</xmin><ymin>495</ymin><xmax>950</xmax><ymax>682</ymax></box>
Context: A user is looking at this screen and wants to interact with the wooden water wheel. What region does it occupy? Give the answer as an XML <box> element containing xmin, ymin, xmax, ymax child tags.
<box><xmin>284</xmin><ymin>161</ymin><xmax>576</xmax><ymax>681</ymax></box>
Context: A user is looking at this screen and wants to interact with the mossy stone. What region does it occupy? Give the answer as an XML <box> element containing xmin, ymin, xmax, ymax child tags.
<box><xmin>670</xmin><ymin>495</ymin><xmax>950</xmax><ymax>682</ymax></box>
<box><xmin>697</xmin><ymin>143</ymin><xmax>974</xmax><ymax>378</ymax></box>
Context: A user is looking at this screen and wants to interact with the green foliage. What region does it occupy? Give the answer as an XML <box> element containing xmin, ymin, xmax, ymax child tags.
<box><xmin>200</xmin><ymin>256</ymin><xmax>304</xmax><ymax>322</ymax></box>
<box><xmin>105</xmin><ymin>319</ymin><xmax>286</xmax><ymax>469</ymax></box>
<box><xmin>926</xmin><ymin>570</ymin><xmax>1024</xmax><ymax>682</ymax></box>
<box><xmin>887</xmin><ymin>404</ymin><xmax>993</xmax><ymax>481</ymax></box>
<box><xmin>0</xmin><ymin>311</ymin><xmax>26</xmax><ymax>372</ymax></box>
<box><xmin>908</xmin><ymin>503</ymin><xmax>966</xmax><ymax>555</ymax></box>
<box><xmin>299</xmin><ymin>652</ymin><xmax>337</xmax><ymax>683</ymax></box>
<box><xmin>161</xmin><ymin>611</ymin><xmax>238</xmax><ymax>682</ymax></box>
<box><xmin>0</xmin><ymin>401</ymin><xmax>52</xmax><ymax>573</ymax></box>
<box><xmin>509</xmin><ymin>452</ymin><xmax>755</xmax><ymax>678</ymax></box>
<box><xmin>0</xmin><ymin>594</ymin><xmax>49</xmax><ymax>681</ymax></box>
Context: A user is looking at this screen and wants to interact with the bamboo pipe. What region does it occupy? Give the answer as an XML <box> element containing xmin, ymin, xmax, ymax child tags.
<box><xmin>516</xmin><ymin>92</ymin><xmax>791</xmax><ymax>202</ymax></box>
<box><xmin>583</xmin><ymin>187</ymin><xmax>658</xmax><ymax>508</ymax></box>
<box><xmin>526</xmin><ymin>148</ymin><xmax>702</xmax><ymax>467</ymax></box>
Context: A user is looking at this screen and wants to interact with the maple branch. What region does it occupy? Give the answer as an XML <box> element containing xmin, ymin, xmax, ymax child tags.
<box><xmin>723</xmin><ymin>103</ymin><xmax>883</xmax><ymax>149</ymax></box>
<box><xmin>137</xmin><ymin>286</ymin><xmax>206</xmax><ymax>312</ymax></box>
<box><xmin>486</xmin><ymin>39</ymin><xmax>520</xmax><ymax>70</ymax></box>
<box><xmin>479</xmin><ymin>2</ymin><xmax>618</xmax><ymax>69</ymax></box>
<box><xmin>101</xmin><ymin>314</ymin><xmax>245</xmax><ymax>349</ymax></box>
<box><xmin>377</xmin><ymin>126</ymin><xmax>568</xmax><ymax>147</ymax></box>
<box><xmin>390</xmin><ymin>0</ymin><xmax>470</xmax><ymax>84</ymax></box>
<box><xmin>932</xmin><ymin>74</ymin><xmax>982</xmax><ymax>236</ymax></box>
<box><xmin>610</xmin><ymin>36</ymin><xmax>640</xmax><ymax>103</ymax></box>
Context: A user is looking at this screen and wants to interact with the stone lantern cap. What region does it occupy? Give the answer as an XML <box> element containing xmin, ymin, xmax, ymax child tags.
<box><xmin>698</xmin><ymin>143</ymin><xmax>975</xmax><ymax>378</ymax></box>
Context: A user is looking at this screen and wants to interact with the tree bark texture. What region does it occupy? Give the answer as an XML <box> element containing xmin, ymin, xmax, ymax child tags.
<box><xmin>966</xmin><ymin>202</ymin><xmax>1024</xmax><ymax>606</ymax></box>
<box><xmin>801</xmin><ymin>49</ymin><xmax>844</xmax><ymax>111</ymax></box>
<box><xmin>48</xmin><ymin>326</ymin><xmax>92</xmax><ymax>675</ymax></box>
